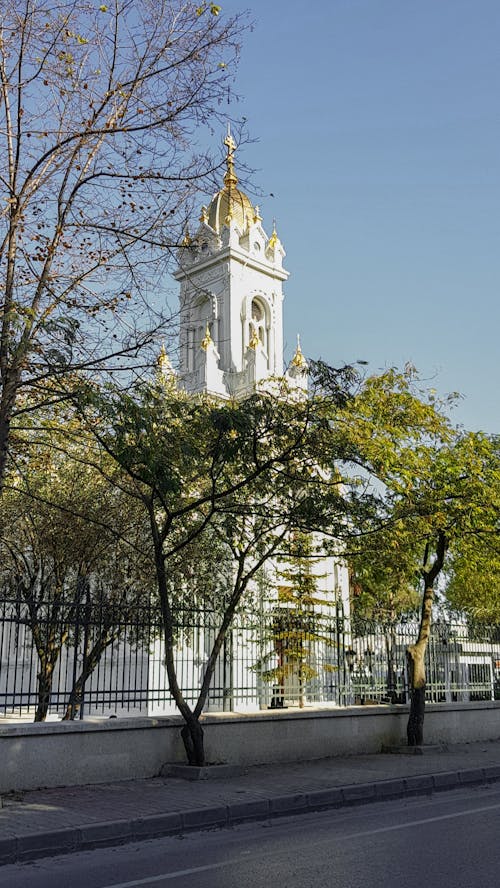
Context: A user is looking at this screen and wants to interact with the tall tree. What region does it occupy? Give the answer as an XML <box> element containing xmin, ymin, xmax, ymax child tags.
<box><xmin>85</xmin><ymin>369</ymin><xmax>355</xmax><ymax>764</ymax></box>
<box><xmin>342</xmin><ymin>381</ymin><xmax>500</xmax><ymax>744</ymax></box>
<box><xmin>325</xmin><ymin>366</ymin><xmax>453</xmax><ymax>734</ymax></box>
<box><xmin>349</xmin><ymin>527</ymin><xmax>421</xmax><ymax>701</ymax></box>
<box><xmin>0</xmin><ymin>0</ymin><xmax>246</xmax><ymax>491</ymax></box>
<box><xmin>401</xmin><ymin>433</ymin><xmax>500</xmax><ymax>744</ymax></box>
<box><xmin>269</xmin><ymin>532</ymin><xmax>330</xmax><ymax>709</ymax></box>
<box><xmin>0</xmin><ymin>409</ymin><xmax>155</xmax><ymax>721</ymax></box>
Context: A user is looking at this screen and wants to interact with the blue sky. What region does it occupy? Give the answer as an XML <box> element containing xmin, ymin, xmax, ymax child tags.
<box><xmin>195</xmin><ymin>1</ymin><xmax>500</xmax><ymax>432</ymax></box>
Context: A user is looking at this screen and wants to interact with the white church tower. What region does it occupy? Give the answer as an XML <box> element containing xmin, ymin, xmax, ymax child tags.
<box><xmin>174</xmin><ymin>128</ymin><xmax>307</xmax><ymax>397</ymax></box>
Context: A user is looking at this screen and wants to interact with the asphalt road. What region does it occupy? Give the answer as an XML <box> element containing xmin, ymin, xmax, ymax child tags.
<box><xmin>4</xmin><ymin>784</ymin><xmax>500</xmax><ymax>888</ymax></box>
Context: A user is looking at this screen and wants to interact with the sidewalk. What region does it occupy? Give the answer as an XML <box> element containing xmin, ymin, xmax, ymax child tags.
<box><xmin>1</xmin><ymin>739</ymin><xmax>500</xmax><ymax>866</ymax></box>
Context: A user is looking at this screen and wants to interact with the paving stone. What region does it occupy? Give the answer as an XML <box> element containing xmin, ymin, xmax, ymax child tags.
<box><xmin>181</xmin><ymin>805</ymin><xmax>228</xmax><ymax>829</ymax></box>
<box><xmin>0</xmin><ymin>837</ymin><xmax>16</xmax><ymax>865</ymax></box>
<box><xmin>132</xmin><ymin>812</ymin><xmax>183</xmax><ymax>840</ymax></box>
<box><xmin>79</xmin><ymin>819</ymin><xmax>132</xmax><ymax>850</ymax></box>
<box><xmin>403</xmin><ymin>774</ymin><xmax>434</xmax><ymax>794</ymax></box>
<box><xmin>341</xmin><ymin>783</ymin><xmax>376</xmax><ymax>804</ymax></box>
<box><xmin>482</xmin><ymin>764</ymin><xmax>500</xmax><ymax>782</ymax></box>
<box><xmin>227</xmin><ymin>798</ymin><xmax>270</xmax><ymax>823</ymax></box>
<box><xmin>269</xmin><ymin>793</ymin><xmax>310</xmax><ymax>816</ymax></box>
<box><xmin>432</xmin><ymin>772</ymin><xmax>460</xmax><ymax>791</ymax></box>
<box><xmin>458</xmin><ymin>768</ymin><xmax>485</xmax><ymax>786</ymax></box>
<box><xmin>374</xmin><ymin>778</ymin><xmax>405</xmax><ymax>799</ymax></box>
<box><xmin>306</xmin><ymin>787</ymin><xmax>344</xmax><ymax>811</ymax></box>
<box><xmin>18</xmin><ymin>827</ymin><xmax>77</xmax><ymax>861</ymax></box>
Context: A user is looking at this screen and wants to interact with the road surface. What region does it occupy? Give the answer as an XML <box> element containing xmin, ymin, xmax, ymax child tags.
<box><xmin>4</xmin><ymin>783</ymin><xmax>500</xmax><ymax>887</ymax></box>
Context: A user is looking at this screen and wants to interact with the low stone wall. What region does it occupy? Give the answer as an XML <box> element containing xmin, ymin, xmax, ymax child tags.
<box><xmin>1</xmin><ymin>701</ymin><xmax>499</xmax><ymax>793</ymax></box>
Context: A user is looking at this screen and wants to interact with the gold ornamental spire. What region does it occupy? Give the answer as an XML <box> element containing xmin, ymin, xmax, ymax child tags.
<box><xmin>157</xmin><ymin>343</ymin><xmax>169</xmax><ymax>370</ymax></box>
<box><xmin>201</xmin><ymin>323</ymin><xmax>213</xmax><ymax>351</ymax></box>
<box><xmin>181</xmin><ymin>225</ymin><xmax>192</xmax><ymax>247</ymax></box>
<box><xmin>156</xmin><ymin>343</ymin><xmax>175</xmax><ymax>384</ymax></box>
<box><xmin>248</xmin><ymin>326</ymin><xmax>259</xmax><ymax>349</ymax></box>
<box><xmin>291</xmin><ymin>334</ymin><xmax>307</xmax><ymax>368</ymax></box>
<box><xmin>268</xmin><ymin>219</ymin><xmax>279</xmax><ymax>250</ymax></box>
<box><xmin>223</xmin><ymin>123</ymin><xmax>238</xmax><ymax>190</ymax></box>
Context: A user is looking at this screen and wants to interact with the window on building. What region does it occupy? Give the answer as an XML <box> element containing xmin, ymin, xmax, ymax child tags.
<box><xmin>249</xmin><ymin>297</ymin><xmax>269</xmax><ymax>358</ymax></box>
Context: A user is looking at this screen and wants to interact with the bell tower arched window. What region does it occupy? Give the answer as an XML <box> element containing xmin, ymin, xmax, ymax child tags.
<box><xmin>249</xmin><ymin>297</ymin><xmax>269</xmax><ymax>361</ymax></box>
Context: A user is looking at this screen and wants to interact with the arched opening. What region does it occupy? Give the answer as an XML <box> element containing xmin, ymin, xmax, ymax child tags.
<box><xmin>249</xmin><ymin>297</ymin><xmax>269</xmax><ymax>359</ymax></box>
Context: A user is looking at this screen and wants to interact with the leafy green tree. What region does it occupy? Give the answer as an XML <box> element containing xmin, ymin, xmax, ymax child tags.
<box><xmin>343</xmin><ymin>387</ymin><xmax>500</xmax><ymax>744</ymax></box>
<box><xmin>1</xmin><ymin>413</ymin><xmax>155</xmax><ymax>721</ymax></box>
<box><xmin>402</xmin><ymin>433</ymin><xmax>500</xmax><ymax>744</ymax></box>
<box><xmin>349</xmin><ymin>528</ymin><xmax>421</xmax><ymax>701</ymax></box>
<box><xmin>265</xmin><ymin>532</ymin><xmax>332</xmax><ymax>709</ymax></box>
<box><xmin>85</xmin><ymin>368</ymin><xmax>356</xmax><ymax>764</ymax></box>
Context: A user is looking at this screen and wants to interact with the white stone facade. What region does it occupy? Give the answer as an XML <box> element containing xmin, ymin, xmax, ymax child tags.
<box><xmin>173</xmin><ymin>130</ymin><xmax>307</xmax><ymax>397</ymax></box>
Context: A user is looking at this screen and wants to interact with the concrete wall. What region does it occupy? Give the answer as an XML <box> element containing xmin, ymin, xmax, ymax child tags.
<box><xmin>1</xmin><ymin>702</ymin><xmax>499</xmax><ymax>794</ymax></box>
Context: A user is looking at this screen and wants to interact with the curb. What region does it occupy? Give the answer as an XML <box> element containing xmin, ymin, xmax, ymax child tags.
<box><xmin>2</xmin><ymin>765</ymin><xmax>500</xmax><ymax>866</ymax></box>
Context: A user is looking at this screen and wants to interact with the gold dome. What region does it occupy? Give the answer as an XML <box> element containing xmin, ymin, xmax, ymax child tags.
<box><xmin>207</xmin><ymin>187</ymin><xmax>255</xmax><ymax>234</ymax></box>
<box><xmin>206</xmin><ymin>128</ymin><xmax>255</xmax><ymax>234</ymax></box>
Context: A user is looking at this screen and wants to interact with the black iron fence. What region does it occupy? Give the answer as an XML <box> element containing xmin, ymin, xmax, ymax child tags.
<box><xmin>1</xmin><ymin>591</ymin><xmax>499</xmax><ymax>721</ymax></box>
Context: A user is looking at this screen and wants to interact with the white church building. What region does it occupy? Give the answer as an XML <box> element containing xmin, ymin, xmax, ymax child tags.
<box><xmin>150</xmin><ymin>131</ymin><xmax>352</xmax><ymax>713</ymax></box>
<box><xmin>172</xmin><ymin>128</ymin><xmax>308</xmax><ymax>399</ymax></box>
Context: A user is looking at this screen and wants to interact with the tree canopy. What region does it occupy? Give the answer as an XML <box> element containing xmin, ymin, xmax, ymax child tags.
<box><xmin>0</xmin><ymin>0</ymin><xmax>246</xmax><ymax>490</ymax></box>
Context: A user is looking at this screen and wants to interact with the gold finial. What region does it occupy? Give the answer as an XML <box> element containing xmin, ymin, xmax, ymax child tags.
<box><xmin>223</xmin><ymin>123</ymin><xmax>238</xmax><ymax>190</ymax></box>
<box><xmin>268</xmin><ymin>220</ymin><xmax>279</xmax><ymax>250</ymax></box>
<box><xmin>224</xmin><ymin>123</ymin><xmax>236</xmax><ymax>155</ymax></box>
<box><xmin>201</xmin><ymin>323</ymin><xmax>213</xmax><ymax>351</ymax></box>
<box><xmin>199</xmin><ymin>205</ymin><xmax>208</xmax><ymax>224</ymax></box>
<box><xmin>248</xmin><ymin>326</ymin><xmax>259</xmax><ymax>349</ymax></box>
<box><xmin>253</xmin><ymin>205</ymin><xmax>262</xmax><ymax>224</ymax></box>
<box><xmin>156</xmin><ymin>343</ymin><xmax>174</xmax><ymax>378</ymax></box>
<box><xmin>181</xmin><ymin>226</ymin><xmax>192</xmax><ymax>247</ymax></box>
<box><xmin>291</xmin><ymin>334</ymin><xmax>306</xmax><ymax>368</ymax></box>
<box><xmin>157</xmin><ymin>343</ymin><xmax>168</xmax><ymax>368</ymax></box>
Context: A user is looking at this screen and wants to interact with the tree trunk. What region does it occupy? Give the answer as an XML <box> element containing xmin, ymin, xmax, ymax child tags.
<box><xmin>406</xmin><ymin>531</ymin><xmax>447</xmax><ymax>746</ymax></box>
<box><xmin>34</xmin><ymin>662</ymin><xmax>55</xmax><ymax>722</ymax></box>
<box><xmin>0</xmin><ymin>371</ymin><xmax>19</xmax><ymax>495</ymax></box>
<box><xmin>180</xmin><ymin>716</ymin><xmax>205</xmax><ymax>766</ymax></box>
<box><xmin>406</xmin><ymin>586</ymin><xmax>433</xmax><ymax>745</ymax></box>
<box><xmin>406</xmin><ymin>652</ymin><xmax>426</xmax><ymax>745</ymax></box>
<box><xmin>385</xmin><ymin>626</ymin><xmax>397</xmax><ymax>702</ymax></box>
<box><xmin>32</xmin><ymin>616</ymin><xmax>67</xmax><ymax>721</ymax></box>
<box><xmin>152</xmin><ymin>533</ymin><xmax>208</xmax><ymax>766</ymax></box>
<box><xmin>62</xmin><ymin>632</ymin><xmax>116</xmax><ymax>721</ymax></box>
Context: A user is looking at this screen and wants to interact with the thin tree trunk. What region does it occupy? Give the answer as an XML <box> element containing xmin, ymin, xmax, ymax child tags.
<box><xmin>151</xmin><ymin>526</ymin><xmax>208</xmax><ymax>766</ymax></box>
<box><xmin>152</xmin><ymin>514</ymin><xmax>285</xmax><ymax>766</ymax></box>
<box><xmin>385</xmin><ymin>627</ymin><xmax>397</xmax><ymax>702</ymax></box>
<box><xmin>34</xmin><ymin>627</ymin><xmax>67</xmax><ymax>720</ymax></box>
<box><xmin>406</xmin><ymin>532</ymin><xmax>447</xmax><ymax>746</ymax></box>
<box><xmin>406</xmin><ymin>585</ymin><xmax>433</xmax><ymax>745</ymax></box>
<box><xmin>62</xmin><ymin>631</ymin><xmax>116</xmax><ymax>721</ymax></box>
<box><xmin>180</xmin><ymin>715</ymin><xmax>205</xmax><ymax>766</ymax></box>
<box><xmin>0</xmin><ymin>372</ymin><xmax>19</xmax><ymax>495</ymax></box>
<box><xmin>34</xmin><ymin>659</ymin><xmax>56</xmax><ymax>721</ymax></box>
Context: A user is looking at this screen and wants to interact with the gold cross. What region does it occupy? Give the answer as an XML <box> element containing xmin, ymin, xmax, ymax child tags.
<box><xmin>224</xmin><ymin>126</ymin><xmax>236</xmax><ymax>156</ymax></box>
